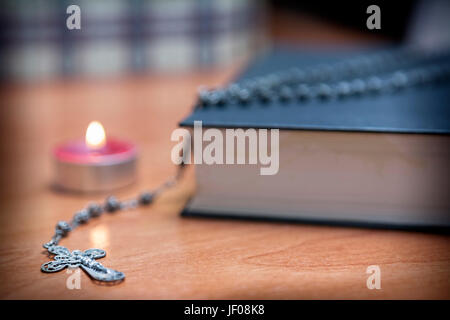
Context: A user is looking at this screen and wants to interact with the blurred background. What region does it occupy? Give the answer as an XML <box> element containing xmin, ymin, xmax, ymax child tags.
<box><xmin>1</xmin><ymin>0</ymin><xmax>450</xmax><ymax>82</ymax></box>
<box><xmin>1</xmin><ymin>0</ymin><xmax>267</xmax><ymax>81</ymax></box>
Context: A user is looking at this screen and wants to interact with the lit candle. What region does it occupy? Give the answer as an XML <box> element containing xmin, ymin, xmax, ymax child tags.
<box><xmin>53</xmin><ymin>121</ymin><xmax>137</xmax><ymax>192</ymax></box>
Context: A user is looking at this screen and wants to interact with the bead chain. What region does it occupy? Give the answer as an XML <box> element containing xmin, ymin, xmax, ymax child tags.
<box><xmin>43</xmin><ymin>163</ymin><xmax>186</xmax><ymax>250</ymax></box>
<box><xmin>196</xmin><ymin>47</ymin><xmax>450</xmax><ymax>107</ymax></box>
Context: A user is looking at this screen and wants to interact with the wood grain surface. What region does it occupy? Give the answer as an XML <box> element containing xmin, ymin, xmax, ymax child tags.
<box><xmin>0</xmin><ymin>13</ymin><xmax>449</xmax><ymax>300</ymax></box>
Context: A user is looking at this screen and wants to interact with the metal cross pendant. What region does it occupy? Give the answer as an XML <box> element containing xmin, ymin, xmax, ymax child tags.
<box><xmin>41</xmin><ymin>245</ymin><xmax>125</xmax><ymax>282</ymax></box>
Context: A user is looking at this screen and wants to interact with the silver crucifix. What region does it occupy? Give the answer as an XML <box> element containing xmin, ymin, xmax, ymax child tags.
<box><xmin>41</xmin><ymin>245</ymin><xmax>125</xmax><ymax>282</ymax></box>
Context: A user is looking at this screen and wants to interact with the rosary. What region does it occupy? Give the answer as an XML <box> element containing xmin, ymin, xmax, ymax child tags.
<box><xmin>196</xmin><ymin>47</ymin><xmax>450</xmax><ymax>107</ymax></box>
<box><xmin>41</xmin><ymin>163</ymin><xmax>186</xmax><ymax>283</ymax></box>
<box><xmin>41</xmin><ymin>46</ymin><xmax>450</xmax><ymax>283</ymax></box>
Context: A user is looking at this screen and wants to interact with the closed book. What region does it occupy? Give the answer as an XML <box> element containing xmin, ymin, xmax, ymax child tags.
<box><xmin>179</xmin><ymin>47</ymin><xmax>450</xmax><ymax>229</ymax></box>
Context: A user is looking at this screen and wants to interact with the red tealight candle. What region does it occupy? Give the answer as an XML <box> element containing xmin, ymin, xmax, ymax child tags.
<box><xmin>53</xmin><ymin>121</ymin><xmax>137</xmax><ymax>192</ymax></box>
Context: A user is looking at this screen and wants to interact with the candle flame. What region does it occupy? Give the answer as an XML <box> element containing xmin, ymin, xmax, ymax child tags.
<box><xmin>85</xmin><ymin>121</ymin><xmax>106</xmax><ymax>149</ymax></box>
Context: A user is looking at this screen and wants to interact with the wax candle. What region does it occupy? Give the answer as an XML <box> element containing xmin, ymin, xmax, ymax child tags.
<box><xmin>53</xmin><ymin>121</ymin><xmax>137</xmax><ymax>192</ymax></box>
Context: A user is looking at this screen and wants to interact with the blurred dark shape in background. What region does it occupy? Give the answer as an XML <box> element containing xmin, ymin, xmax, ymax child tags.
<box><xmin>271</xmin><ymin>0</ymin><xmax>416</xmax><ymax>40</ymax></box>
<box><xmin>1</xmin><ymin>0</ymin><xmax>450</xmax><ymax>82</ymax></box>
<box><xmin>270</xmin><ymin>0</ymin><xmax>450</xmax><ymax>49</ymax></box>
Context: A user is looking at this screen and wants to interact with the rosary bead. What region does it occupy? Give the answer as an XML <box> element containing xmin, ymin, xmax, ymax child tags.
<box><xmin>74</xmin><ymin>210</ymin><xmax>90</xmax><ymax>224</ymax></box>
<box><xmin>335</xmin><ymin>81</ymin><xmax>351</xmax><ymax>97</ymax></box>
<box><xmin>105</xmin><ymin>196</ymin><xmax>120</xmax><ymax>212</ymax></box>
<box><xmin>391</xmin><ymin>71</ymin><xmax>408</xmax><ymax>90</ymax></box>
<box><xmin>256</xmin><ymin>86</ymin><xmax>273</xmax><ymax>103</ymax></box>
<box><xmin>43</xmin><ymin>239</ymin><xmax>57</xmax><ymax>249</ymax></box>
<box><xmin>87</xmin><ymin>203</ymin><xmax>103</xmax><ymax>218</ymax></box>
<box><xmin>122</xmin><ymin>199</ymin><xmax>139</xmax><ymax>209</ymax></box>
<box><xmin>197</xmin><ymin>88</ymin><xmax>211</xmax><ymax>107</ymax></box>
<box><xmin>366</xmin><ymin>76</ymin><xmax>383</xmax><ymax>93</ymax></box>
<box><xmin>55</xmin><ymin>221</ymin><xmax>71</xmax><ymax>236</ymax></box>
<box><xmin>278</xmin><ymin>85</ymin><xmax>294</xmax><ymax>102</ymax></box>
<box><xmin>139</xmin><ymin>192</ymin><xmax>154</xmax><ymax>205</ymax></box>
<box><xmin>228</xmin><ymin>84</ymin><xmax>251</xmax><ymax>105</ymax></box>
<box><xmin>236</xmin><ymin>88</ymin><xmax>251</xmax><ymax>104</ymax></box>
<box><xmin>316</xmin><ymin>83</ymin><xmax>333</xmax><ymax>99</ymax></box>
<box><xmin>227</xmin><ymin>83</ymin><xmax>241</xmax><ymax>98</ymax></box>
<box><xmin>349</xmin><ymin>79</ymin><xmax>366</xmax><ymax>95</ymax></box>
<box><xmin>295</xmin><ymin>84</ymin><xmax>312</xmax><ymax>100</ymax></box>
<box><xmin>209</xmin><ymin>90</ymin><xmax>226</xmax><ymax>106</ymax></box>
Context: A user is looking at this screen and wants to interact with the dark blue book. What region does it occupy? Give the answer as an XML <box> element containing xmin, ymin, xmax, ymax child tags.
<box><xmin>180</xmin><ymin>47</ymin><xmax>450</xmax><ymax>230</ymax></box>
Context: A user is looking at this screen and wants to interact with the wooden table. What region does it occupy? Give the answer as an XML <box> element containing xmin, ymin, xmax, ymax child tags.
<box><xmin>0</xmin><ymin>13</ymin><xmax>449</xmax><ymax>300</ymax></box>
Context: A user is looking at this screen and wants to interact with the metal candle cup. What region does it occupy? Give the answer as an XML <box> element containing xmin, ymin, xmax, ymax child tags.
<box><xmin>53</xmin><ymin>122</ymin><xmax>137</xmax><ymax>192</ymax></box>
